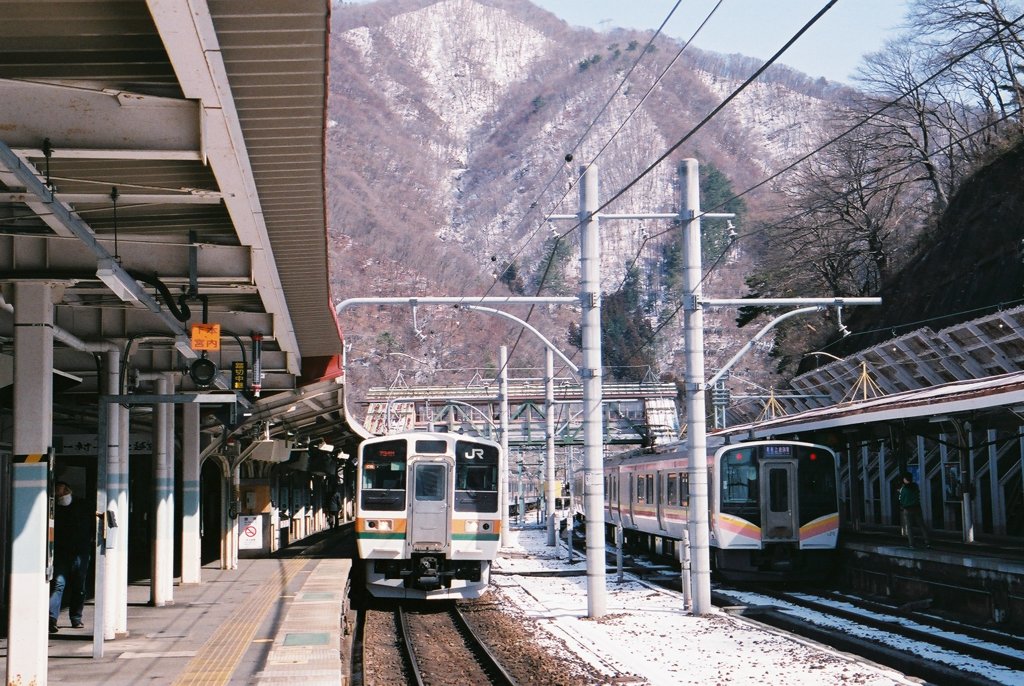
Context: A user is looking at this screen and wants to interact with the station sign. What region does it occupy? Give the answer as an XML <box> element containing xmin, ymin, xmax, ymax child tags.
<box><xmin>190</xmin><ymin>323</ymin><xmax>221</xmax><ymax>351</ymax></box>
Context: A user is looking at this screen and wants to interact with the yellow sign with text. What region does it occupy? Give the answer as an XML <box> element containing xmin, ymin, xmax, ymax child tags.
<box><xmin>191</xmin><ymin>323</ymin><xmax>221</xmax><ymax>351</ymax></box>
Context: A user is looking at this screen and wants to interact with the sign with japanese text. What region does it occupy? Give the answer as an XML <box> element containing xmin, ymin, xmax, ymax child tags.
<box><xmin>238</xmin><ymin>515</ymin><xmax>263</xmax><ymax>550</ymax></box>
<box><xmin>190</xmin><ymin>323</ymin><xmax>221</xmax><ymax>351</ymax></box>
<box><xmin>232</xmin><ymin>361</ymin><xmax>246</xmax><ymax>390</ymax></box>
<box><xmin>59</xmin><ymin>434</ymin><xmax>153</xmax><ymax>456</ymax></box>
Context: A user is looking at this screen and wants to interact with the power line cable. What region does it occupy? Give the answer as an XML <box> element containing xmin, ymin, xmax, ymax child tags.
<box><xmin>482</xmin><ymin>0</ymin><xmax>687</xmax><ymax>299</ymax></box>
<box><xmin>492</xmin><ymin>0</ymin><xmax>715</xmax><ymax>372</ymax></box>
<box><xmin>611</xmin><ymin>10</ymin><xmax>1024</xmax><ymax>300</ymax></box>
<box><xmin>548</xmin><ymin>0</ymin><xmax>841</xmax><ymax>303</ymax></box>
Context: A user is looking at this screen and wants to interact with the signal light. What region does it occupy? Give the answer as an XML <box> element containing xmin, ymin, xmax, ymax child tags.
<box><xmin>809</xmin><ymin>453</ymin><xmax>817</xmax><ymax>461</ymax></box>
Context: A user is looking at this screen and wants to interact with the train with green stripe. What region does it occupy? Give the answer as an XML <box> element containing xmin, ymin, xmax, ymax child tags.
<box><xmin>355</xmin><ymin>431</ymin><xmax>502</xmax><ymax>599</ymax></box>
<box><xmin>601</xmin><ymin>439</ymin><xmax>839</xmax><ymax>580</ymax></box>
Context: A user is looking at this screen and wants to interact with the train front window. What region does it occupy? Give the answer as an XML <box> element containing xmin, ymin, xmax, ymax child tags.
<box><xmin>798</xmin><ymin>447</ymin><xmax>838</xmax><ymax>519</ymax></box>
<box><xmin>455</xmin><ymin>440</ymin><xmax>499</xmax><ymax>512</ymax></box>
<box><xmin>415</xmin><ymin>463</ymin><xmax>446</xmax><ymax>501</ymax></box>
<box><xmin>721</xmin><ymin>448</ymin><xmax>757</xmax><ymax>506</ymax></box>
<box><xmin>361</xmin><ymin>440</ymin><xmax>407</xmax><ymax>511</ymax></box>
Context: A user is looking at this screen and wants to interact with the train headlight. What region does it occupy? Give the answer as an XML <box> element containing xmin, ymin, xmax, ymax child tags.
<box><xmin>366</xmin><ymin>519</ymin><xmax>393</xmax><ymax>531</ymax></box>
<box><xmin>462</xmin><ymin>521</ymin><xmax>494</xmax><ymax>533</ymax></box>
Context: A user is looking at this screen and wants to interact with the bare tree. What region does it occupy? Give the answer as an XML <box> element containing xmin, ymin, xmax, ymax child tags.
<box><xmin>854</xmin><ymin>41</ymin><xmax>960</xmax><ymax>211</ymax></box>
<box><xmin>908</xmin><ymin>0</ymin><xmax>1024</xmax><ymax>122</ymax></box>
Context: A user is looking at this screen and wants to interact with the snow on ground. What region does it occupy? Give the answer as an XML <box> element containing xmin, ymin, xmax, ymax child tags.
<box><xmin>492</xmin><ymin>526</ymin><xmax>919</xmax><ymax>686</ymax></box>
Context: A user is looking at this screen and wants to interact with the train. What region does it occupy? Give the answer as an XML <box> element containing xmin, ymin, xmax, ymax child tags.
<box><xmin>600</xmin><ymin>438</ymin><xmax>840</xmax><ymax>580</ymax></box>
<box><xmin>355</xmin><ymin>431</ymin><xmax>502</xmax><ymax>599</ymax></box>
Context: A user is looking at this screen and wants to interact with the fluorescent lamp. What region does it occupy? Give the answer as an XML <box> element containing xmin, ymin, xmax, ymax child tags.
<box><xmin>96</xmin><ymin>258</ymin><xmax>140</xmax><ymax>304</ymax></box>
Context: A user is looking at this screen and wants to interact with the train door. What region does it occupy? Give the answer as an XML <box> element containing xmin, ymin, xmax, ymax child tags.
<box><xmin>656</xmin><ymin>471</ymin><xmax>666</xmax><ymax>530</ymax></box>
<box><xmin>408</xmin><ymin>460</ymin><xmax>450</xmax><ymax>550</ymax></box>
<box><xmin>627</xmin><ymin>473</ymin><xmax>635</xmax><ymax>527</ymax></box>
<box><xmin>759</xmin><ymin>460</ymin><xmax>798</xmax><ymax>542</ymax></box>
<box><xmin>615</xmin><ymin>470</ymin><xmax>623</xmax><ymax>524</ymax></box>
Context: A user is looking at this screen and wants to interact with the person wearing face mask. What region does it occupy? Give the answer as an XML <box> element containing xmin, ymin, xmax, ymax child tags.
<box><xmin>48</xmin><ymin>481</ymin><xmax>96</xmax><ymax>633</ymax></box>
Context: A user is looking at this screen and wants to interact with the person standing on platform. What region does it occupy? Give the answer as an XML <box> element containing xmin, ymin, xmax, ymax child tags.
<box><xmin>898</xmin><ymin>471</ymin><xmax>931</xmax><ymax>549</ymax></box>
<box><xmin>48</xmin><ymin>481</ymin><xmax>96</xmax><ymax>633</ymax></box>
<box><xmin>329</xmin><ymin>489</ymin><xmax>343</xmax><ymax>528</ymax></box>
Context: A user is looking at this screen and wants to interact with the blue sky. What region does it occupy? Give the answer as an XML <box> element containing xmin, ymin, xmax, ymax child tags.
<box><xmin>531</xmin><ymin>0</ymin><xmax>910</xmax><ymax>84</ymax></box>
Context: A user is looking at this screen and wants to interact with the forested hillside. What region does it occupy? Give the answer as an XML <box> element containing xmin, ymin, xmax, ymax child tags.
<box><xmin>326</xmin><ymin>0</ymin><xmax>1024</xmax><ymax>412</ymax></box>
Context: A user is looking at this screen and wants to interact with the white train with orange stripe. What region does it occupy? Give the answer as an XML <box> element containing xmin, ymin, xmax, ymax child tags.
<box><xmin>355</xmin><ymin>431</ymin><xmax>502</xmax><ymax>599</ymax></box>
<box><xmin>602</xmin><ymin>439</ymin><xmax>839</xmax><ymax>580</ymax></box>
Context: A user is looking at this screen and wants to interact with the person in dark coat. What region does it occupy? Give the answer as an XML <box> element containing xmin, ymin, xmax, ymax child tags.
<box><xmin>48</xmin><ymin>481</ymin><xmax>95</xmax><ymax>632</ymax></box>
<box><xmin>329</xmin><ymin>490</ymin><xmax>343</xmax><ymax>528</ymax></box>
<box><xmin>898</xmin><ymin>471</ymin><xmax>930</xmax><ymax>549</ymax></box>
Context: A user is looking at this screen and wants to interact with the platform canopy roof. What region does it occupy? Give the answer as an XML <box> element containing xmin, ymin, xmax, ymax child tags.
<box><xmin>0</xmin><ymin>1</ymin><xmax>359</xmax><ymax>451</ymax></box>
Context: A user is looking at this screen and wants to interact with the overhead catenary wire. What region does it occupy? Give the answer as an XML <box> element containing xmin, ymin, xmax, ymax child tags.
<box><xmin>500</xmin><ymin>0</ymin><xmax>822</xmax><ymax>370</ymax></box>
<box><xmin>483</xmin><ymin>0</ymin><xmax>712</xmax><ymax>377</ymax></box>
<box><xmin>640</xmin><ymin>103</ymin><xmax>1024</xmax><ymax>351</ymax></box>
<box><xmin>623</xmin><ymin>14</ymin><xmax>1024</xmax><ymax>345</ymax></box>
<box><xmin>536</xmin><ymin>0</ymin><xmax>841</xmax><ymax>305</ymax></box>
<box><xmin>480</xmin><ymin>0</ymin><xmax>689</xmax><ymax>301</ymax></box>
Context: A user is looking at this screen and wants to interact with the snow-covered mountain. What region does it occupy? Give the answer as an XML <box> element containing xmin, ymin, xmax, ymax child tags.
<box><xmin>326</xmin><ymin>0</ymin><xmax>850</xmax><ymax>396</ymax></box>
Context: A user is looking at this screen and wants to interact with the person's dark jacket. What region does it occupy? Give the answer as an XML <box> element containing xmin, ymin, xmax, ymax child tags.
<box><xmin>898</xmin><ymin>481</ymin><xmax>921</xmax><ymax>509</ymax></box>
<box><xmin>53</xmin><ymin>496</ymin><xmax>95</xmax><ymax>558</ymax></box>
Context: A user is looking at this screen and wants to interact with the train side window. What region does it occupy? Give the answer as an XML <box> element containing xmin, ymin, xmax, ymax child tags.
<box><xmin>667</xmin><ymin>474</ymin><xmax>678</xmax><ymax>506</ymax></box>
<box><xmin>680</xmin><ymin>472</ymin><xmax>690</xmax><ymax>507</ymax></box>
<box><xmin>636</xmin><ymin>474</ymin><xmax>645</xmax><ymax>503</ymax></box>
<box><xmin>645</xmin><ymin>475</ymin><xmax>654</xmax><ymax>504</ymax></box>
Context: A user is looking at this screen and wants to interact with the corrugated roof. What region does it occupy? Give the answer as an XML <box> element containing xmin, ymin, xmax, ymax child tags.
<box><xmin>0</xmin><ymin>0</ymin><xmax>340</xmax><ymax>392</ymax></box>
<box><xmin>0</xmin><ymin>1</ymin><xmax>350</xmax><ymax>446</ymax></box>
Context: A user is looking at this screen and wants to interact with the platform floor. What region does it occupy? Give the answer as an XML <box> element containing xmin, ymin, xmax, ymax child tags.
<box><xmin>0</xmin><ymin>530</ymin><xmax>352</xmax><ymax>686</ymax></box>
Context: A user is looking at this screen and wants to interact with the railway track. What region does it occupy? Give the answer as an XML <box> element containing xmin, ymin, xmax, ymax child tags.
<box><xmin>714</xmin><ymin>586</ymin><xmax>1024</xmax><ymax>686</ymax></box>
<box><xmin>568</xmin><ymin>531</ymin><xmax>1024</xmax><ymax>686</ymax></box>
<box><xmin>352</xmin><ymin>602</ymin><xmax>516</xmax><ymax>686</ymax></box>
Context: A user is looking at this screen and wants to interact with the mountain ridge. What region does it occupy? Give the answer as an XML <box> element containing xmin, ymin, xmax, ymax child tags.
<box><xmin>326</xmin><ymin>0</ymin><xmax>854</xmax><ymax>404</ymax></box>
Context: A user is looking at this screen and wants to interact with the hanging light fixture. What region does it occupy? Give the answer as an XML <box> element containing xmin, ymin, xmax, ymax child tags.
<box><xmin>189</xmin><ymin>354</ymin><xmax>218</xmax><ymax>388</ymax></box>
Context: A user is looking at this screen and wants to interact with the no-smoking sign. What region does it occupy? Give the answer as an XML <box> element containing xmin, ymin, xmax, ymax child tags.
<box><xmin>238</xmin><ymin>515</ymin><xmax>262</xmax><ymax>550</ymax></box>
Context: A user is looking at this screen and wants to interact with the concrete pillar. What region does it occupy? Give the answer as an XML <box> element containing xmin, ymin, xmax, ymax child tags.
<box><xmin>545</xmin><ymin>349</ymin><xmax>557</xmax><ymax>546</ymax></box>
<box><xmin>115</xmin><ymin>402</ymin><xmax>130</xmax><ymax>634</ymax></box>
<box><xmin>152</xmin><ymin>375</ymin><xmax>174</xmax><ymax>605</ymax></box>
<box><xmin>7</xmin><ymin>281</ymin><xmax>56</xmax><ymax>686</ymax></box>
<box><xmin>579</xmin><ymin>164</ymin><xmax>607</xmax><ymax>618</ymax></box>
<box><xmin>227</xmin><ymin>463</ymin><xmax>240</xmax><ymax>569</ymax></box>
<box><xmin>499</xmin><ymin>345</ymin><xmax>510</xmax><ymax>546</ymax></box>
<box><xmin>102</xmin><ymin>350</ymin><xmax>121</xmax><ymax>641</ymax></box>
<box><xmin>680</xmin><ymin>158</ymin><xmax>712</xmax><ymax>614</ymax></box>
<box><xmin>181</xmin><ymin>402</ymin><xmax>202</xmax><ymax>583</ymax></box>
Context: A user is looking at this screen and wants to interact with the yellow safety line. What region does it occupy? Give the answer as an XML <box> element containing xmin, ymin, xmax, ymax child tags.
<box><xmin>171</xmin><ymin>558</ymin><xmax>307</xmax><ymax>686</ymax></box>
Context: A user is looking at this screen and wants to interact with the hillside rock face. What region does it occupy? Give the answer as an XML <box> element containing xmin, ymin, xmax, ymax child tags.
<box><xmin>326</xmin><ymin>0</ymin><xmax>849</xmax><ymax>396</ymax></box>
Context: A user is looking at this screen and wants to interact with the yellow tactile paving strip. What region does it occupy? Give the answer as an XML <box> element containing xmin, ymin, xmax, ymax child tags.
<box><xmin>171</xmin><ymin>558</ymin><xmax>307</xmax><ymax>686</ymax></box>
